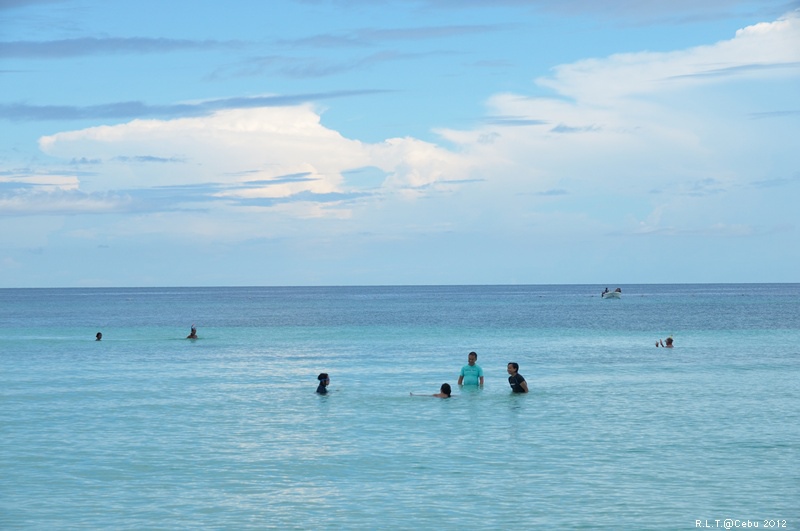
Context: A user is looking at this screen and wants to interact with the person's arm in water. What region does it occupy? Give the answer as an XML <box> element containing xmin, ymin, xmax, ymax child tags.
<box><xmin>518</xmin><ymin>379</ymin><xmax>528</xmax><ymax>393</ymax></box>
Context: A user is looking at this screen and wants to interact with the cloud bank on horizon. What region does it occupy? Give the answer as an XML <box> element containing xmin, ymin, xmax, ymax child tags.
<box><xmin>1</xmin><ymin>0</ymin><xmax>798</xmax><ymax>286</ymax></box>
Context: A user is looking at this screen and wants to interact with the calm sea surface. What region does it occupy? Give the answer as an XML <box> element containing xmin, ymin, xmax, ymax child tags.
<box><xmin>1</xmin><ymin>284</ymin><xmax>798</xmax><ymax>529</ymax></box>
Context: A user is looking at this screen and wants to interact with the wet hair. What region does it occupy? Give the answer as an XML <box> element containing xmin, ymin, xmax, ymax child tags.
<box><xmin>508</xmin><ymin>362</ymin><xmax>519</xmax><ymax>371</ymax></box>
<box><xmin>468</xmin><ymin>351</ymin><xmax>477</xmax><ymax>359</ymax></box>
<box><xmin>317</xmin><ymin>373</ymin><xmax>329</xmax><ymax>382</ymax></box>
<box><xmin>440</xmin><ymin>383</ymin><xmax>452</xmax><ymax>397</ymax></box>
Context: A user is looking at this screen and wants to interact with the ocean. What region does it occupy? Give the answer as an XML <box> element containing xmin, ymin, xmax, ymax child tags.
<box><xmin>1</xmin><ymin>284</ymin><xmax>798</xmax><ymax>529</ymax></box>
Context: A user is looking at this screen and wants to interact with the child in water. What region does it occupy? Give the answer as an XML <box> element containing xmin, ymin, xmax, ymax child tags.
<box><xmin>410</xmin><ymin>383</ymin><xmax>452</xmax><ymax>398</ymax></box>
<box><xmin>656</xmin><ymin>337</ymin><xmax>674</xmax><ymax>347</ymax></box>
<box><xmin>316</xmin><ymin>373</ymin><xmax>330</xmax><ymax>394</ymax></box>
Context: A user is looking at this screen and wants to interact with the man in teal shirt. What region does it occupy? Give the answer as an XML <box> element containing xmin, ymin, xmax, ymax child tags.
<box><xmin>458</xmin><ymin>351</ymin><xmax>484</xmax><ymax>387</ymax></box>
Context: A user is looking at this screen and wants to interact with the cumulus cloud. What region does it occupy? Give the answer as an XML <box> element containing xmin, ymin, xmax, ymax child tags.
<box><xmin>439</xmin><ymin>12</ymin><xmax>800</xmax><ymax>179</ymax></box>
<box><xmin>17</xmin><ymin>11</ymin><xmax>800</xmax><ymax>245</ymax></box>
<box><xmin>419</xmin><ymin>11</ymin><xmax>800</xmax><ymax>242</ymax></box>
<box><xmin>34</xmin><ymin>104</ymin><xmax>472</xmax><ymax>222</ymax></box>
<box><xmin>535</xmin><ymin>12</ymin><xmax>800</xmax><ymax>104</ymax></box>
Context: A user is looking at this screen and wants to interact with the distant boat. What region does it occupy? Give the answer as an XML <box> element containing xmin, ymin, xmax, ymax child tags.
<box><xmin>601</xmin><ymin>288</ymin><xmax>622</xmax><ymax>299</ymax></box>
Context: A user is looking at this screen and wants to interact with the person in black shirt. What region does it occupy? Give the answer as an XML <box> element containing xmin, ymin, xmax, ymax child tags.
<box><xmin>507</xmin><ymin>362</ymin><xmax>528</xmax><ymax>393</ymax></box>
<box><xmin>316</xmin><ymin>373</ymin><xmax>330</xmax><ymax>394</ymax></box>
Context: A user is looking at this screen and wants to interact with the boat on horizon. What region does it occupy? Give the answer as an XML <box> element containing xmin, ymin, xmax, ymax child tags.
<box><xmin>601</xmin><ymin>288</ymin><xmax>622</xmax><ymax>299</ymax></box>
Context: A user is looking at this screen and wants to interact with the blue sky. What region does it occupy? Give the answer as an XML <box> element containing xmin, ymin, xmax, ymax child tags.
<box><xmin>1</xmin><ymin>0</ymin><xmax>798</xmax><ymax>287</ymax></box>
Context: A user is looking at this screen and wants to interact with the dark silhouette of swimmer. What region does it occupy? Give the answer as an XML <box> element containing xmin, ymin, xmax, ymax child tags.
<box><xmin>316</xmin><ymin>373</ymin><xmax>330</xmax><ymax>394</ymax></box>
<box><xmin>656</xmin><ymin>337</ymin><xmax>673</xmax><ymax>348</ymax></box>
<box><xmin>411</xmin><ymin>383</ymin><xmax>452</xmax><ymax>398</ymax></box>
<box><xmin>507</xmin><ymin>363</ymin><xmax>528</xmax><ymax>393</ymax></box>
<box><xmin>95</xmin><ymin>332</ymin><xmax>102</xmax><ymax>341</ymax></box>
<box><xmin>187</xmin><ymin>325</ymin><xmax>197</xmax><ymax>339</ymax></box>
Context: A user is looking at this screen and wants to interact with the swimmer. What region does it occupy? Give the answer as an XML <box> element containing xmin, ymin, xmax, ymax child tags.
<box><xmin>411</xmin><ymin>383</ymin><xmax>452</xmax><ymax>398</ymax></box>
<box><xmin>95</xmin><ymin>332</ymin><xmax>102</xmax><ymax>341</ymax></box>
<box><xmin>316</xmin><ymin>373</ymin><xmax>330</xmax><ymax>394</ymax></box>
<box><xmin>507</xmin><ymin>362</ymin><xmax>528</xmax><ymax>393</ymax></box>
<box><xmin>656</xmin><ymin>337</ymin><xmax>674</xmax><ymax>348</ymax></box>
<box><xmin>187</xmin><ymin>325</ymin><xmax>197</xmax><ymax>339</ymax></box>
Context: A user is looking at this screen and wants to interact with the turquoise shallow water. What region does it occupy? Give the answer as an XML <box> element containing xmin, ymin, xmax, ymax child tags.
<box><xmin>1</xmin><ymin>285</ymin><xmax>798</xmax><ymax>529</ymax></box>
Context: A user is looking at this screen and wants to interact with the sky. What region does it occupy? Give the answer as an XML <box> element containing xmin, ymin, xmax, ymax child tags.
<box><xmin>1</xmin><ymin>0</ymin><xmax>798</xmax><ymax>287</ymax></box>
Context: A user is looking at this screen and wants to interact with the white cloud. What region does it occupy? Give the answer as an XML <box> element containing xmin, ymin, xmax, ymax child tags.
<box><xmin>38</xmin><ymin>104</ymin><xmax>470</xmax><ymax>203</ymax></box>
<box><xmin>39</xmin><ymin>105</ymin><xmax>361</xmax><ymax>193</ymax></box>
<box><xmin>537</xmin><ymin>11</ymin><xmax>800</xmax><ymax>104</ymax></box>
<box><xmin>439</xmin><ymin>12</ymin><xmax>799</xmax><ymax>196</ymax></box>
<box><xmin>0</xmin><ymin>172</ymin><xmax>79</xmax><ymax>190</ymax></box>
<box><xmin>369</xmin><ymin>136</ymin><xmax>474</xmax><ymax>193</ymax></box>
<box><xmin>23</xmin><ymin>11</ymin><xmax>800</xmax><ymax>249</ymax></box>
